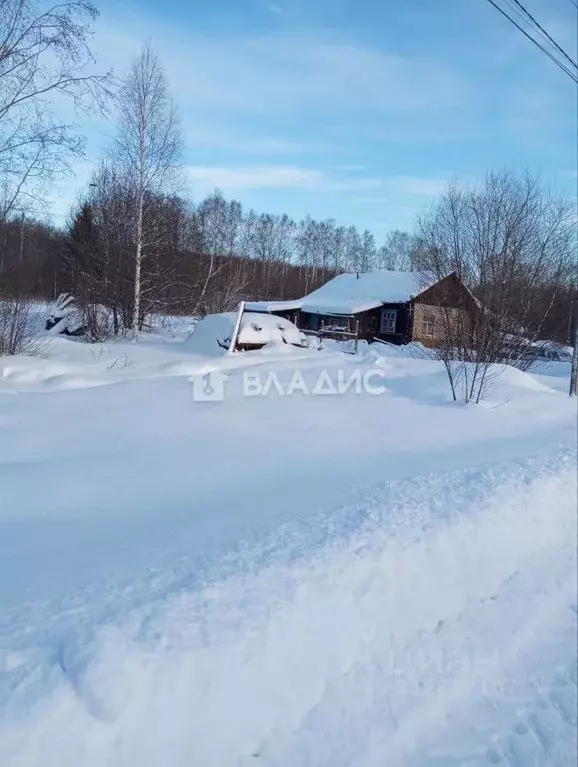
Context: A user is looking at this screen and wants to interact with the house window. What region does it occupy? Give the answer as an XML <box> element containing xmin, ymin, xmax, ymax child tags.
<box><xmin>422</xmin><ymin>314</ymin><xmax>435</xmax><ymax>337</ymax></box>
<box><xmin>380</xmin><ymin>309</ymin><xmax>397</xmax><ymax>335</ymax></box>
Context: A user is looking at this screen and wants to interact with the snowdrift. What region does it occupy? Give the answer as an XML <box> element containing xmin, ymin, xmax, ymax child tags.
<box><xmin>0</xmin><ymin>453</ymin><xmax>575</xmax><ymax>766</ymax></box>
<box><xmin>186</xmin><ymin>311</ymin><xmax>303</xmax><ymax>355</ymax></box>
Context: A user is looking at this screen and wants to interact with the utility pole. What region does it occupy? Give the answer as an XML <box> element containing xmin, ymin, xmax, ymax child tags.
<box><xmin>570</xmin><ymin>302</ymin><xmax>578</xmax><ymax>396</ymax></box>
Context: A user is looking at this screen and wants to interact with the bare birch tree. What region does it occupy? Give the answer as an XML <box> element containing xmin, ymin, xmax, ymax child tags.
<box><xmin>0</xmin><ymin>0</ymin><xmax>112</xmax><ymax>223</ymax></box>
<box><xmin>377</xmin><ymin>230</ymin><xmax>422</xmax><ymax>271</ymax></box>
<box><xmin>0</xmin><ymin>0</ymin><xmax>112</xmax><ymax>353</ymax></box>
<box><xmin>112</xmin><ymin>41</ymin><xmax>182</xmax><ymax>335</ymax></box>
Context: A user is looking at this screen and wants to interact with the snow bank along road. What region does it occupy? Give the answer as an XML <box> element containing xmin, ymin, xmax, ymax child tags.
<box><xmin>0</xmin><ymin>337</ymin><xmax>576</xmax><ymax>765</ymax></box>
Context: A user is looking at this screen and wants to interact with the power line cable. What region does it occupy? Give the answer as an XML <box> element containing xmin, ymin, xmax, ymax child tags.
<box><xmin>483</xmin><ymin>0</ymin><xmax>578</xmax><ymax>82</ymax></box>
<box><xmin>491</xmin><ymin>0</ymin><xmax>578</xmax><ymax>79</ymax></box>
<box><xmin>508</xmin><ymin>0</ymin><xmax>578</xmax><ymax>70</ymax></box>
<box><xmin>501</xmin><ymin>0</ymin><xmax>578</xmax><ymax>74</ymax></box>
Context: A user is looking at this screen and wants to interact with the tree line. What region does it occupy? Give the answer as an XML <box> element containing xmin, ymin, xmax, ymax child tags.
<box><xmin>0</xmin><ymin>186</ymin><xmax>420</xmax><ymax>329</ymax></box>
<box><xmin>1</xmin><ymin>175</ymin><xmax>573</xmax><ymax>350</ymax></box>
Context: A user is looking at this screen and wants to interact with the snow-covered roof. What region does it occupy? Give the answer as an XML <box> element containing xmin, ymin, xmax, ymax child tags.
<box><xmin>245</xmin><ymin>299</ymin><xmax>303</xmax><ymax>313</ymax></box>
<box><xmin>238</xmin><ymin>312</ymin><xmax>302</xmax><ymax>346</ymax></box>
<box><xmin>300</xmin><ymin>296</ymin><xmax>384</xmax><ymax>315</ymax></box>
<box><xmin>304</xmin><ymin>271</ymin><xmax>434</xmax><ymax>316</ymax></box>
<box><xmin>246</xmin><ymin>271</ymin><xmax>435</xmax><ymax>317</ymax></box>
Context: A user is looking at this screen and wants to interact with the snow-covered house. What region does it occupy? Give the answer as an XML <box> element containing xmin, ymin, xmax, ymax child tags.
<box><xmin>246</xmin><ymin>271</ymin><xmax>477</xmax><ymax>346</ymax></box>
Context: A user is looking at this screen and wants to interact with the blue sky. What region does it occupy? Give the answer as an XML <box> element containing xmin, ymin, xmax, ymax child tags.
<box><xmin>54</xmin><ymin>0</ymin><xmax>577</xmax><ymax>241</ymax></box>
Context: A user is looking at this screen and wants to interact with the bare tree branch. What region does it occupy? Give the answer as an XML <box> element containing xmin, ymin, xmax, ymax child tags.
<box><xmin>0</xmin><ymin>0</ymin><xmax>114</xmax><ymax>222</ymax></box>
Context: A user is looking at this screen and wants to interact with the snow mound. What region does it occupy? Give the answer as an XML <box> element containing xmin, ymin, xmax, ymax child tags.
<box><xmin>239</xmin><ymin>312</ymin><xmax>303</xmax><ymax>347</ymax></box>
<box><xmin>184</xmin><ymin>312</ymin><xmax>234</xmax><ymax>356</ymax></box>
<box><xmin>0</xmin><ymin>357</ymin><xmax>108</xmax><ymax>391</ymax></box>
<box><xmin>186</xmin><ymin>312</ymin><xmax>303</xmax><ymax>355</ymax></box>
<box><xmin>496</xmin><ymin>363</ymin><xmax>560</xmax><ymax>393</ymax></box>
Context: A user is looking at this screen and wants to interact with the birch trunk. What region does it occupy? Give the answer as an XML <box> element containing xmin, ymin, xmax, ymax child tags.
<box><xmin>132</xmin><ymin>194</ymin><xmax>144</xmax><ymax>334</ymax></box>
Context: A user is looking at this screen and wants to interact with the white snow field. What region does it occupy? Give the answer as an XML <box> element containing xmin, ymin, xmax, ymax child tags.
<box><xmin>0</xmin><ymin>325</ymin><xmax>576</xmax><ymax>767</ymax></box>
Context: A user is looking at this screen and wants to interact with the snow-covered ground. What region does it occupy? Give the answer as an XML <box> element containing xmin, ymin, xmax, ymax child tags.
<box><xmin>0</xmin><ymin>324</ymin><xmax>576</xmax><ymax>766</ymax></box>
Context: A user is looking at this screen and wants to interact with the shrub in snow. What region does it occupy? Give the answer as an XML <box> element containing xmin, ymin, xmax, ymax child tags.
<box><xmin>0</xmin><ymin>294</ymin><xmax>43</xmax><ymax>356</ymax></box>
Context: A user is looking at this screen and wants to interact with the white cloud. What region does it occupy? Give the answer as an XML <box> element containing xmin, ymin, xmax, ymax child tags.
<box><xmin>92</xmin><ymin>9</ymin><xmax>468</xmax><ymax>121</ymax></box>
<box><xmin>186</xmin><ymin>164</ymin><xmax>395</xmax><ymax>195</ymax></box>
<box><xmin>186</xmin><ymin>164</ymin><xmax>449</xmax><ymax>199</ymax></box>
<box><xmin>187</xmin><ymin>165</ymin><xmax>327</xmax><ymax>191</ymax></box>
<box><xmin>183</xmin><ymin>164</ymin><xmax>451</xmax><ymax>235</ymax></box>
<box><xmin>183</xmin><ymin>124</ymin><xmax>319</xmax><ymax>155</ymax></box>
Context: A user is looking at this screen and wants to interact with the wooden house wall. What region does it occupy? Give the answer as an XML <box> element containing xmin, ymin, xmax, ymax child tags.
<box><xmin>413</xmin><ymin>273</ymin><xmax>478</xmax><ymax>313</ymax></box>
<box><xmin>411</xmin><ymin>273</ymin><xmax>476</xmax><ymax>346</ymax></box>
<box><xmin>411</xmin><ymin>303</ymin><xmax>463</xmax><ymax>347</ymax></box>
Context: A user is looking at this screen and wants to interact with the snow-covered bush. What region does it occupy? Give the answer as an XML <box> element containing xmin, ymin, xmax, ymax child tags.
<box><xmin>0</xmin><ymin>294</ymin><xmax>41</xmax><ymax>356</ymax></box>
<box><xmin>45</xmin><ymin>294</ymin><xmax>115</xmax><ymax>342</ymax></box>
<box><xmin>45</xmin><ymin>293</ymin><xmax>84</xmax><ymax>336</ymax></box>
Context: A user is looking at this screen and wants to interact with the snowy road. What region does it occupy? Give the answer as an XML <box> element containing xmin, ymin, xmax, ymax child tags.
<box><xmin>0</xmin><ymin>337</ymin><xmax>576</xmax><ymax>765</ymax></box>
<box><xmin>1</xmin><ymin>451</ymin><xmax>576</xmax><ymax>766</ymax></box>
